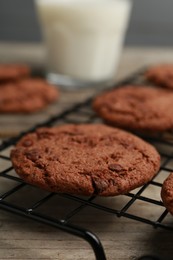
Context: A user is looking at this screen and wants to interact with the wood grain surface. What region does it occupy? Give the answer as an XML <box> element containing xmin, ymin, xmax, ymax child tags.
<box><xmin>1</xmin><ymin>44</ymin><xmax>173</xmax><ymax>260</ymax></box>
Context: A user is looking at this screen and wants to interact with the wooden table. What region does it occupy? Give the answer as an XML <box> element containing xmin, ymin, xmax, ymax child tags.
<box><xmin>0</xmin><ymin>43</ymin><xmax>173</xmax><ymax>260</ymax></box>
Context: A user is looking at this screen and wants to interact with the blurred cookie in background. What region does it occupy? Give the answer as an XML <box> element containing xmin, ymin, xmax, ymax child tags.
<box><xmin>93</xmin><ymin>85</ymin><xmax>173</xmax><ymax>133</ymax></box>
<box><xmin>0</xmin><ymin>78</ymin><xmax>59</xmax><ymax>113</ymax></box>
<box><xmin>145</xmin><ymin>64</ymin><xmax>173</xmax><ymax>89</ymax></box>
<box><xmin>0</xmin><ymin>64</ymin><xmax>30</xmax><ymax>82</ymax></box>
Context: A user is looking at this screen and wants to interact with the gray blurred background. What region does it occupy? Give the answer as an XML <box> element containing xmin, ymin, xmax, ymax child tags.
<box><xmin>0</xmin><ymin>0</ymin><xmax>173</xmax><ymax>46</ymax></box>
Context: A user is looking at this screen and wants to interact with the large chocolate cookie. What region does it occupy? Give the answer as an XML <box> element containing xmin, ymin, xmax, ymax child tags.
<box><xmin>161</xmin><ymin>173</ymin><xmax>173</xmax><ymax>215</ymax></box>
<box><xmin>0</xmin><ymin>64</ymin><xmax>30</xmax><ymax>81</ymax></box>
<box><xmin>10</xmin><ymin>124</ymin><xmax>160</xmax><ymax>196</ymax></box>
<box><xmin>93</xmin><ymin>85</ymin><xmax>173</xmax><ymax>132</ymax></box>
<box><xmin>145</xmin><ymin>64</ymin><xmax>173</xmax><ymax>89</ymax></box>
<box><xmin>0</xmin><ymin>78</ymin><xmax>59</xmax><ymax>113</ymax></box>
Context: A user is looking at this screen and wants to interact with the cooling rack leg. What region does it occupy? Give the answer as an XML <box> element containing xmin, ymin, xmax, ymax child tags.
<box><xmin>62</xmin><ymin>224</ymin><xmax>107</xmax><ymax>260</ymax></box>
<box><xmin>0</xmin><ymin>203</ymin><xmax>107</xmax><ymax>260</ymax></box>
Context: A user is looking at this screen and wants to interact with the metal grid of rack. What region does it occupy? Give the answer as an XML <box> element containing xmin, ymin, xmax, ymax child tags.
<box><xmin>0</xmin><ymin>69</ymin><xmax>173</xmax><ymax>260</ymax></box>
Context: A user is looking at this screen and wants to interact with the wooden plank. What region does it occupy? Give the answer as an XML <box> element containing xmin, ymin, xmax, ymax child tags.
<box><xmin>0</xmin><ymin>45</ymin><xmax>173</xmax><ymax>260</ymax></box>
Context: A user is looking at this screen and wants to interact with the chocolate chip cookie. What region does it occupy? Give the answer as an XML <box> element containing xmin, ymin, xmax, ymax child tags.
<box><xmin>145</xmin><ymin>64</ymin><xmax>173</xmax><ymax>89</ymax></box>
<box><xmin>93</xmin><ymin>85</ymin><xmax>173</xmax><ymax>132</ymax></box>
<box><xmin>0</xmin><ymin>64</ymin><xmax>30</xmax><ymax>81</ymax></box>
<box><xmin>161</xmin><ymin>173</ymin><xmax>173</xmax><ymax>215</ymax></box>
<box><xmin>0</xmin><ymin>78</ymin><xmax>59</xmax><ymax>113</ymax></box>
<box><xmin>10</xmin><ymin>124</ymin><xmax>160</xmax><ymax>196</ymax></box>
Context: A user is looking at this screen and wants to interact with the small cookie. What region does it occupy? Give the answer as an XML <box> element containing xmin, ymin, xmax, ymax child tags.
<box><xmin>161</xmin><ymin>173</ymin><xmax>173</xmax><ymax>215</ymax></box>
<box><xmin>0</xmin><ymin>64</ymin><xmax>30</xmax><ymax>81</ymax></box>
<box><xmin>0</xmin><ymin>78</ymin><xmax>59</xmax><ymax>113</ymax></box>
<box><xmin>93</xmin><ymin>85</ymin><xmax>173</xmax><ymax>132</ymax></box>
<box><xmin>145</xmin><ymin>64</ymin><xmax>173</xmax><ymax>89</ymax></box>
<box><xmin>10</xmin><ymin>124</ymin><xmax>160</xmax><ymax>196</ymax></box>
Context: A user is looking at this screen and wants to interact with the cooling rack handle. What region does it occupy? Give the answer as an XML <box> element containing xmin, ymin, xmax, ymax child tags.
<box><xmin>0</xmin><ymin>201</ymin><xmax>106</xmax><ymax>260</ymax></box>
<box><xmin>57</xmin><ymin>222</ymin><xmax>107</xmax><ymax>260</ymax></box>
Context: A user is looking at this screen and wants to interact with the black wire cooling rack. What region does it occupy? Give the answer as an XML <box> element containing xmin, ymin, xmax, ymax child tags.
<box><xmin>1</xmin><ymin>68</ymin><xmax>173</xmax><ymax>260</ymax></box>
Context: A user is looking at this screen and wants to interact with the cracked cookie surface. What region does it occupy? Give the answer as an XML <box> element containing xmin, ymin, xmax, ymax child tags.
<box><xmin>10</xmin><ymin>124</ymin><xmax>160</xmax><ymax>196</ymax></box>
<box><xmin>0</xmin><ymin>78</ymin><xmax>59</xmax><ymax>113</ymax></box>
<box><xmin>93</xmin><ymin>85</ymin><xmax>173</xmax><ymax>132</ymax></box>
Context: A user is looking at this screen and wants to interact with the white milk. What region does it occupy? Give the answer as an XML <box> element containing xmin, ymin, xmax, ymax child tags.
<box><xmin>35</xmin><ymin>0</ymin><xmax>132</xmax><ymax>83</ymax></box>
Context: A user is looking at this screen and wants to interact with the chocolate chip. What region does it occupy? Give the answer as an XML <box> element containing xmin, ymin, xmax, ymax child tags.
<box><xmin>110</xmin><ymin>153</ymin><xmax>122</xmax><ymax>160</ymax></box>
<box><xmin>37</xmin><ymin>131</ymin><xmax>54</xmax><ymax>140</ymax></box>
<box><xmin>48</xmin><ymin>155</ymin><xmax>61</xmax><ymax>162</ymax></box>
<box><xmin>88</xmin><ymin>139</ymin><xmax>97</xmax><ymax>147</ymax></box>
<box><xmin>22</xmin><ymin>139</ymin><xmax>33</xmax><ymax>147</ymax></box>
<box><xmin>45</xmin><ymin>147</ymin><xmax>49</xmax><ymax>153</ymax></box>
<box><xmin>25</xmin><ymin>149</ymin><xmax>40</xmax><ymax>162</ymax></box>
<box><xmin>92</xmin><ymin>178</ymin><xmax>108</xmax><ymax>194</ymax></box>
<box><xmin>62</xmin><ymin>147</ymin><xmax>69</xmax><ymax>150</ymax></box>
<box><xmin>108</xmin><ymin>164</ymin><xmax>124</xmax><ymax>172</ymax></box>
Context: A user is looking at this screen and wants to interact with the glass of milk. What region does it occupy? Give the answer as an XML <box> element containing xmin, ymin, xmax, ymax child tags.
<box><xmin>35</xmin><ymin>0</ymin><xmax>132</xmax><ymax>88</ymax></box>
